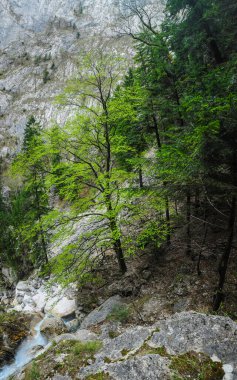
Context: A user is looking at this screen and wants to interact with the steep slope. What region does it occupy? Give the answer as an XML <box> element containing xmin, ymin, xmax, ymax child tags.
<box><xmin>0</xmin><ymin>0</ymin><xmax>163</xmax><ymax>158</ymax></box>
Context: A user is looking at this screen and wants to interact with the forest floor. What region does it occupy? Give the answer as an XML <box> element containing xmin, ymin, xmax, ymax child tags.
<box><xmin>76</xmin><ymin>222</ymin><xmax>237</xmax><ymax>325</ymax></box>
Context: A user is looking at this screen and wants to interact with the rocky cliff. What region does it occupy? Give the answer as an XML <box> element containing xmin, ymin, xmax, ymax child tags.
<box><xmin>0</xmin><ymin>0</ymin><xmax>163</xmax><ymax>158</ymax></box>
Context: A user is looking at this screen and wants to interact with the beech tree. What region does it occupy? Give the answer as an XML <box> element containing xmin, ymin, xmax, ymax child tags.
<box><xmin>47</xmin><ymin>49</ymin><xmax>129</xmax><ymax>275</ymax></box>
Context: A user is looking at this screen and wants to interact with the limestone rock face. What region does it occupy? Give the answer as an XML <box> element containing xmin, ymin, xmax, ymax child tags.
<box><xmin>0</xmin><ymin>0</ymin><xmax>164</xmax><ymax>157</ymax></box>
<box><xmin>9</xmin><ymin>311</ymin><xmax>236</xmax><ymax>380</ymax></box>
<box><xmin>150</xmin><ymin>311</ymin><xmax>237</xmax><ymax>366</ymax></box>
<box><xmin>54</xmin><ymin>329</ymin><xmax>98</xmax><ymax>344</ymax></box>
<box><xmin>80</xmin><ymin>295</ymin><xmax>124</xmax><ymax>329</ymax></box>
<box><xmin>78</xmin><ymin>311</ymin><xmax>237</xmax><ymax>379</ymax></box>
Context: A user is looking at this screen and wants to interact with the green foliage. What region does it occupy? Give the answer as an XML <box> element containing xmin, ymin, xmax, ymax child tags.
<box><xmin>72</xmin><ymin>341</ymin><xmax>103</xmax><ymax>355</ymax></box>
<box><xmin>108</xmin><ymin>305</ymin><xmax>131</xmax><ymax>324</ymax></box>
<box><xmin>25</xmin><ymin>361</ymin><xmax>40</xmax><ymax>380</ymax></box>
<box><xmin>8</xmin><ymin>116</ymin><xmax>50</xmax><ymax>270</ymax></box>
<box><xmin>4</xmin><ymin>0</ymin><xmax>237</xmax><ymax>301</ymax></box>
<box><xmin>43</xmin><ymin>69</ymin><xmax>50</xmax><ymax>83</ymax></box>
<box><xmin>170</xmin><ymin>352</ymin><xmax>224</xmax><ymax>380</ymax></box>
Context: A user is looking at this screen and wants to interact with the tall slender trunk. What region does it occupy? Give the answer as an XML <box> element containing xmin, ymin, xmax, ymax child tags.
<box><xmin>112</xmin><ymin>228</ymin><xmax>127</xmax><ymax>274</ymax></box>
<box><xmin>103</xmin><ymin>108</ymin><xmax>127</xmax><ymax>273</ymax></box>
<box><xmin>197</xmin><ymin>215</ymin><xmax>208</xmax><ymax>276</ymax></box>
<box><xmin>213</xmin><ymin>196</ymin><xmax>236</xmax><ymax>311</ymax></box>
<box><xmin>151</xmin><ymin>107</ymin><xmax>171</xmax><ymax>245</ymax></box>
<box><xmin>186</xmin><ymin>190</ymin><xmax>192</xmax><ymax>256</ymax></box>
<box><xmin>139</xmin><ymin>166</ymin><xmax>143</xmax><ymax>188</ymax></box>
<box><xmin>152</xmin><ymin>113</ymin><xmax>162</xmax><ymax>149</ymax></box>
<box><xmin>165</xmin><ymin>196</ymin><xmax>171</xmax><ymax>246</ymax></box>
<box><xmin>107</xmin><ymin>202</ymin><xmax>127</xmax><ymax>274</ymax></box>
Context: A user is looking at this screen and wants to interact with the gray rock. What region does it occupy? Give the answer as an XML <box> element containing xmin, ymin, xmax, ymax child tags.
<box><xmin>54</xmin><ymin>329</ymin><xmax>98</xmax><ymax>344</ymax></box>
<box><xmin>142</xmin><ymin>270</ymin><xmax>152</xmax><ymax>280</ymax></box>
<box><xmin>149</xmin><ymin>311</ymin><xmax>237</xmax><ymax>375</ymax></box>
<box><xmin>79</xmin><ymin>355</ymin><xmax>171</xmax><ymax>380</ymax></box>
<box><xmin>76</xmin><ymin>311</ymin><xmax>237</xmax><ymax>379</ymax></box>
<box><xmin>2</xmin><ymin>266</ymin><xmax>17</xmax><ymax>287</ymax></box>
<box><xmin>64</xmin><ymin>318</ymin><xmax>80</xmax><ymax>332</ymax></box>
<box><xmin>173</xmin><ymin>299</ymin><xmax>190</xmax><ymax>313</ymax></box>
<box><xmin>80</xmin><ymin>295</ymin><xmax>124</xmax><ymax>329</ymax></box>
<box><xmin>97</xmin><ymin>326</ymin><xmax>152</xmax><ymax>361</ymax></box>
<box><xmin>40</xmin><ymin>316</ymin><xmax>67</xmax><ymax>338</ymax></box>
<box><xmin>45</xmin><ymin>296</ymin><xmax>77</xmax><ymax>318</ymax></box>
<box><xmin>16</xmin><ymin>281</ymin><xmax>30</xmax><ymax>292</ymax></box>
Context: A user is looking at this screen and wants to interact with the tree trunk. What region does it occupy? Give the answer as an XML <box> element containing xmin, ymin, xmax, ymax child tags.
<box><xmin>165</xmin><ymin>196</ymin><xmax>171</xmax><ymax>246</ymax></box>
<box><xmin>152</xmin><ymin>113</ymin><xmax>162</xmax><ymax>149</ymax></box>
<box><xmin>213</xmin><ymin>196</ymin><xmax>236</xmax><ymax>311</ymax></box>
<box><xmin>113</xmin><ymin>236</ymin><xmax>127</xmax><ymax>274</ymax></box>
<box><xmin>109</xmin><ymin>216</ymin><xmax>127</xmax><ymax>274</ymax></box>
<box><xmin>186</xmin><ymin>191</ymin><xmax>192</xmax><ymax>256</ymax></box>
<box><xmin>139</xmin><ymin>166</ymin><xmax>143</xmax><ymax>188</ymax></box>
<box><xmin>106</xmin><ymin>194</ymin><xmax>127</xmax><ymax>274</ymax></box>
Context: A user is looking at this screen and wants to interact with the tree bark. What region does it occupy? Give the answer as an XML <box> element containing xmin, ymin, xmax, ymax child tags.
<box><xmin>109</xmin><ymin>214</ymin><xmax>127</xmax><ymax>274</ymax></box>
<box><xmin>213</xmin><ymin>196</ymin><xmax>236</xmax><ymax>311</ymax></box>
<box><xmin>165</xmin><ymin>197</ymin><xmax>171</xmax><ymax>246</ymax></box>
<box><xmin>186</xmin><ymin>191</ymin><xmax>192</xmax><ymax>256</ymax></box>
<box><xmin>139</xmin><ymin>166</ymin><xmax>144</xmax><ymax>188</ymax></box>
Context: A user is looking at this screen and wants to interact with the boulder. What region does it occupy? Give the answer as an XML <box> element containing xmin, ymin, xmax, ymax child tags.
<box><xmin>16</xmin><ymin>281</ymin><xmax>30</xmax><ymax>293</ymax></box>
<box><xmin>93</xmin><ymin>355</ymin><xmax>171</xmax><ymax>380</ymax></box>
<box><xmin>32</xmin><ymin>290</ymin><xmax>47</xmax><ymax>312</ymax></box>
<box><xmin>80</xmin><ymin>295</ymin><xmax>124</xmax><ymax>329</ymax></box>
<box><xmin>22</xmin><ymin>304</ymin><xmax>36</xmax><ymax>313</ymax></box>
<box><xmin>50</xmin><ymin>297</ymin><xmax>77</xmax><ymax>318</ymax></box>
<box><xmin>2</xmin><ymin>267</ymin><xmax>17</xmax><ymax>287</ymax></box>
<box><xmin>40</xmin><ymin>316</ymin><xmax>67</xmax><ymax>338</ymax></box>
<box><xmin>64</xmin><ymin>318</ymin><xmax>80</xmax><ymax>332</ymax></box>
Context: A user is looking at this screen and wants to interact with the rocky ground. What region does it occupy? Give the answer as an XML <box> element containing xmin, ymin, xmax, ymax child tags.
<box><xmin>0</xmin><ymin>228</ymin><xmax>236</xmax><ymax>379</ymax></box>
<box><xmin>11</xmin><ymin>308</ymin><xmax>237</xmax><ymax>380</ymax></box>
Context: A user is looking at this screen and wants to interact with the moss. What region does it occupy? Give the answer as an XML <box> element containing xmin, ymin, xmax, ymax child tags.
<box><xmin>104</xmin><ymin>357</ymin><xmax>112</xmax><ymax>363</ymax></box>
<box><xmin>24</xmin><ymin>362</ymin><xmax>40</xmax><ymax>380</ymax></box>
<box><xmin>121</xmin><ymin>348</ymin><xmax>130</xmax><ymax>356</ymax></box>
<box><xmin>22</xmin><ymin>340</ymin><xmax>103</xmax><ymax>379</ymax></box>
<box><xmin>170</xmin><ymin>351</ymin><xmax>224</xmax><ymax>380</ymax></box>
<box><xmin>72</xmin><ymin>340</ymin><xmax>103</xmax><ymax>355</ymax></box>
<box><xmin>136</xmin><ymin>343</ymin><xmax>170</xmax><ymax>357</ymax></box>
<box><xmin>108</xmin><ymin>330</ymin><xmax>120</xmax><ymax>339</ymax></box>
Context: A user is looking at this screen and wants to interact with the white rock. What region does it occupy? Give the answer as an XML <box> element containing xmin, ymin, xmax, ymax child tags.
<box><xmin>223</xmin><ymin>374</ymin><xmax>234</xmax><ymax>380</ymax></box>
<box><xmin>23</xmin><ymin>304</ymin><xmax>35</xmax><ymax>313</ymax></box>
<box><xmin>44</xmin><ymin>295</ymin><xmax>61</xmax><ymax>314</ymax></box>
<box><xmin>14</xmin><ymin>304</ymin><xmax>23</xmax><ymax>312</ymax></box>
<box><xmin>223</xmin><ymin>364</ymin><xmax>234</xmax><ymax>373</ymax></box>
<box><xmin>51</xmin><ymin>297</ymin><xmax>77</xmax><ymax>318</ymax></box>
<box><xmin>23</xmin><ymin>294</ymin><xmax>33</xmax><ymax>302</ymax></box>
<box><xmin>211</xmin><ymin>354</ymin><xmax>221</xmax><ymax>362</ymax></box>
<box><xmin>2</xmin><ymin>267</ymin><xmax>17</xmax><ymax>286</ymax></box>
<box><xmin>32</xmin><ymin>291</ymin><xmax>47</xmax><ymax>312</ymax></box>
<box><xmin>16</xmin><ymin>281</ymin><xmax>30</xmax><ymax>292</ymax></box>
